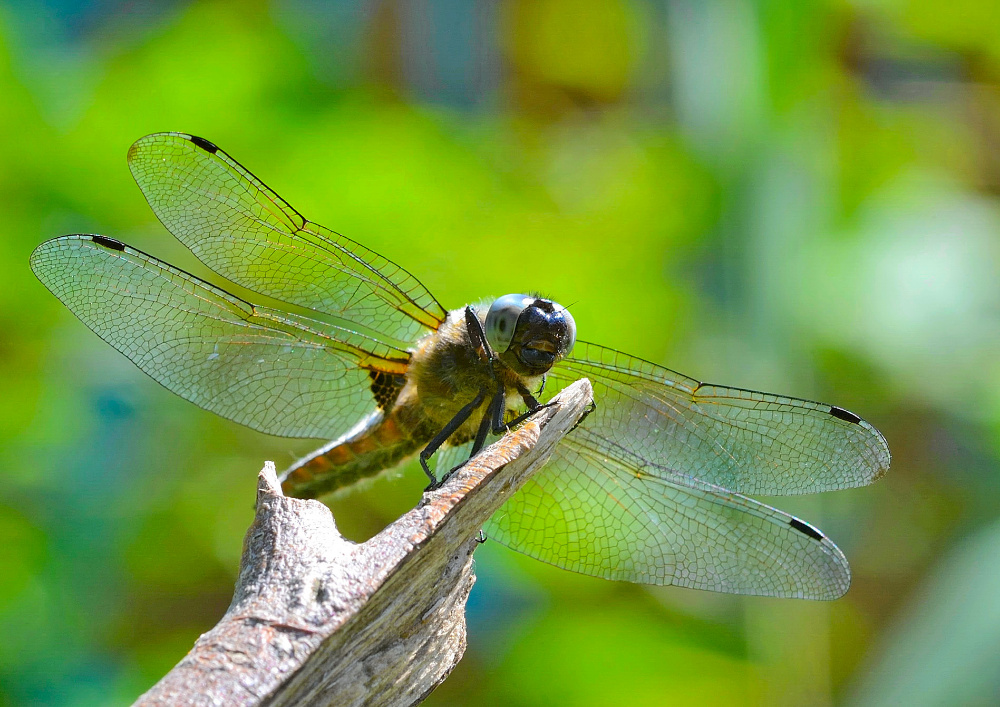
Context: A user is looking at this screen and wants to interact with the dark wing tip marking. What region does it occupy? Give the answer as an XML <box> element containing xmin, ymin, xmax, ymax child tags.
<box><xmin>789</xmin><ymin>517</ymin><xmax>825</xmax><ymax>541</ymax></box>
<box><xmin>829</xmin><ymin>405</ymin><xmax>862</xmax><ymax>424</ymax></box>
<box><xmin>187</xmin><ymin>135</ymin><xmax>219</xmax><ymax>154</ymax></box>
<box><xmin>89</xmin><ymin>235</ymin><xmax>126</xmax><ymax>251</ymax></box>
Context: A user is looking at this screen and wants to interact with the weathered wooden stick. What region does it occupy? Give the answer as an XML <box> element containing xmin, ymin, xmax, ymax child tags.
<box><xmin>132</xmin><ymin>378</ymin><xmax>594</xmax><ymax>707</ymax></box>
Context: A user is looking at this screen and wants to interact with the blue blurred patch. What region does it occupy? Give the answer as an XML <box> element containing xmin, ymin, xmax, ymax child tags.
<box><xmin>465</xmin><ymin>543</ymin><xmax>549</xmax><ymax>665</ymax></box>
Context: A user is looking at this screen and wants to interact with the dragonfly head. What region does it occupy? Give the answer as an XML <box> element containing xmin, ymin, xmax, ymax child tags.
<box><xmin>485</xmin><ymin>294</ymin><xmax>576</xmax><ymax>377</ymax></box>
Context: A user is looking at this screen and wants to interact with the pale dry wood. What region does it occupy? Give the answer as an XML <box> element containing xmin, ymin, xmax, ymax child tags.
<box><xmin>132</xmin><ymin>378</ymin><xmax>594</xmax><ymax>707</ymax></box>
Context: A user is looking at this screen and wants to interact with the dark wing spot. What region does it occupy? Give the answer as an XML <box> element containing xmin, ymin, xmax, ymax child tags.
<box><xmin>829</xmin><ymin>405</ymin><xmax>862</xmax><ymax>424</ymax></box>
<box><xmin>368</xmin><ymin>370</ymin><xmax>406</xmax><ymax>410</ymax></box>
<box><xmin>789</xmin><ymin>518</ymin><xmax>824</xmax><ymax>541</ymax></box>
<box><xmin>90</xmin><ymin>236</ymin><xmax>125</xmax><ymax>251</ymax></box>
<box><xmin>188</xmin><ymin>135</ymin><xmax>219</xmax><ymax>154</ymax></box>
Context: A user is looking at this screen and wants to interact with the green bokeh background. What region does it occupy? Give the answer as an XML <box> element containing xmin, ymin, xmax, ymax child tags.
<box><xmin>2</xmin><ymin>0</ymin><xmax>998</xmax><ymax>704</ymax></box>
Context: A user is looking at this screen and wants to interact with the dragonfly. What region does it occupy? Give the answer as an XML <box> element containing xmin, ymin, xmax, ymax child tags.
<box><xmin>31</xmin><ymin>133</ymin><xmax>890</xmax><ymax>600</ymax></box>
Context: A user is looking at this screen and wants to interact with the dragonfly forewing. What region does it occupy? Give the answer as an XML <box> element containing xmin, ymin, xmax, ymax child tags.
<box><xmin>127</xmin><ymin>132</ymin><xmax>447</xmax><ymax>346</ymax></box>
<box><xmin>547</xmin><ymin>342</ymin><xmax>890</xmax><ymax>496</ymax></box>
<box><xmin>30</xmin><ymin>234</ymin><xmax>408</xmax><ymax>440</ymax></box>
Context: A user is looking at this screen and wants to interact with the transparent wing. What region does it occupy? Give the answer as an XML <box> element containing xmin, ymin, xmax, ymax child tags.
<box><xmin>544</xmin><ymin>342</ymin><xmax>890</xmax><ymax>496</ymax></box>
<box><xmin>31</xmin><ymin>235</ymin><xmax>410</xmax><ymax>440</ymax></box>
<box><xmin>486</xmin><ymin>443</ymin><xmax>851</xmax><ymax>598</ymax></box>
<box><xmin>484</xmin><ymin>342</ymin><xmax>890</xmax><ymax>597</ymax></box>
<box><xmin>126</xmin><ymin>132</ymin><xmax>447</xmax><ymax>345</ymax></box>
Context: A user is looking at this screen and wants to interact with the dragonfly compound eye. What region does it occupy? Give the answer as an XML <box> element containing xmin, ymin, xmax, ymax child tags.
<box><xmin>485</xmin><ymin>294</ymin><xmax>531</xmax><ymax>352</ymax></box>
<box><xmin>497</xmin><ymin>297</ymin><xmax>577</xmax><ymax>376</ymax></box>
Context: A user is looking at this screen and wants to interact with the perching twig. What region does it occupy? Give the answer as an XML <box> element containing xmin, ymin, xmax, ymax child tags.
<box><xmin>131</xmin><ymin>379</ymin><xmax>594</xmax><ymax>707</ymax></box>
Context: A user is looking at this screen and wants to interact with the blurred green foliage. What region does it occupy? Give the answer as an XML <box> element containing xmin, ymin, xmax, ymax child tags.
<box><xmin>1</xmin><ymin>0</ymin><xmax>999</xmax><ymax>705</ymax></box>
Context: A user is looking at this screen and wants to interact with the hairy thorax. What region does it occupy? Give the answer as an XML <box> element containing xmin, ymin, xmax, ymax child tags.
<box><xmin>395</xmin><ymin>307</ymin><xmax>541</xmax><ymax>446</ymax></box>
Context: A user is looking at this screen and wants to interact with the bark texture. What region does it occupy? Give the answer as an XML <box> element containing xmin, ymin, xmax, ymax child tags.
<box><xmin>132</xmin><ymin>378</ymin><xmax>594</xmax><ymax>707</ymax></box>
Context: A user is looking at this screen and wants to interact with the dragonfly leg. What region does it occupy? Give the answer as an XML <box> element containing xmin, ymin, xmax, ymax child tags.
<box><xmin>571</xmin><ymin>400</ymin><xmax>597</xmax><ymax>432</ymax></box>
<box><xmin>515</xmin><ymin>380</ymin><xmax>542</xmax><ymax>411</ymax></box>
<box><xmin>442</xmin><ymin>385</ymin><xmax>505</xmax><ymax>483</ymax></box>
<box><xmin>421</xmin><ymin>387</ymin><xmax>487</xmax><ymax>490</ymax></box>
<box><xmin>465</xmin><ymin>305</ymin><xmax>496</xmax><ymax>365</ymax></box>
<box><xmin>473</xmin><ymin>387</ymin><xmax>506</xmax><ymax>455</ymax></box>
<box><xmin>466</xmin><ymin>303</ymin><xmax>529</xmax><ymax>434</ymax></box>
<box><xmin>475</xmin><ymin>529</ymin><xmax>487</xmax><ymax>544</ymax></box>
<box><xmin>501</xmin><ymin>402</ymin><xmax>555</xmax><ymax>432</ymax></box>
<box><xmin>496</xmin><ymin>380</ymin><xmax>551</xmax><ymax>433</ymax></box>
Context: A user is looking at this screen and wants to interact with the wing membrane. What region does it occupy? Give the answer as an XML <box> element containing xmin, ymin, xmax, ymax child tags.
<box><xmin>126</xmin><ymin>132</ymin><xmax>447</xmax><ymax>345</ymax></box>
<box><xmin>31</xmin><ymin>235</ymin><xmax>409</xmax><ymax>439</ymax></box>
<box><xmin>545</xmin><ymin>342</ymin><xmax>890</xmax><ymax>496</ymax></box>
<box><xmin>483</xmin><ymin>341</ymin><xmax>888</xmax><ymax>596</ymax></box>
<box><xmin>487</xmin><ymin>441</ymin><xmax>851</xmax><ymax>598</ymax></box>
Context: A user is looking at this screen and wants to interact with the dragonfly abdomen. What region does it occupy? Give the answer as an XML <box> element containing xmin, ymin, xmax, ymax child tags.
<box><xmin>280</xmin><ymin>410</ymin><xmax>423</xmax><ymax>499</ymax></box>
